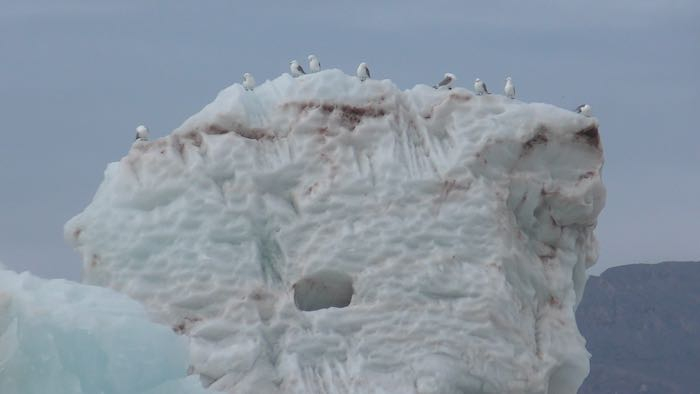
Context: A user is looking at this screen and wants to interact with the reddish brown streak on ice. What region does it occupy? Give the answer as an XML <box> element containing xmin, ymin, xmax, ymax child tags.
<box><xmin>200</xmin><ymin>122</ymin><xmax>271</xmax><ymax>141</ymax></box>
<box><xmin>204</xmin><ymin>124</ymin><xmax>228</xmax><ymax>135</ymax></box>
<box><xmin>442</xmin><ymin>179</ymin><xmax>471</xmax><ymax>196</ymax></box>
<box><xmin>448</xmin><ymin>93</ymin><xmax>472</xmax><ymax>102</ymax></box>
<box><xmin>285</xmin><ymin>101</ymin><xmax>388</xmax><ymax>131</ymax></box>
<box><xmin>72</xmin><ymin>228</ymin><xmax>82</xmax><ymax>241</ymax></box>
<box><xmin>184</xmin><ymin>131</ymin><xmax>203</xmax><ymax>147</ymax></box>
<box><xmin>434</xmin><ymin>179</ymin><xmax>471</xmax><ymax>214</ymax></box>
<box><xmin>548</xmin><ymin>295</ymin><xmax>561</xmax><ymax>308</ymax></box>
<box><xmin>172</xmin><ymin>316</ymin><xmax>202</xmax><ymax>335</ymax></box>
<box><xmin>575</xmin><ymin>125</ymin><xmax>600</xmax><ymax>149</ymax></box>
<box><xmin>522</xmin><ymin>126</ymin><xmax>549</xmax><ymax>156</ymax></box>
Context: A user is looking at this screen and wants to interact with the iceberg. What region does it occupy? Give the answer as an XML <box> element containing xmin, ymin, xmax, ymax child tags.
<box><xmin>0</xmin><ymin>269</ymin><xmax>212</xmax><ymax>394</ymax></box>
<box><xmin>62</xmin><ymin>69</ymin><xmax>604</xmax><ymax>393</ymax></box>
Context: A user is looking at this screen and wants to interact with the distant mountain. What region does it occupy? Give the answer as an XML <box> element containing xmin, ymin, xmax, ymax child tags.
<box><xmin>576</xmin><ymin>261</ymin><xmax>700</xmax><ymax>393</ymax></box>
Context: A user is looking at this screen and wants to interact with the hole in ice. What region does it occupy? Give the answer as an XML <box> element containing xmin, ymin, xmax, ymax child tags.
<box><xmin>293</xmin><ymin>270</ymin><xmax>354</xmax><ymax>311</ymax></box>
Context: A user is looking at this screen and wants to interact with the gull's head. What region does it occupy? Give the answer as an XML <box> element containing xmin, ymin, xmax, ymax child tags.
<box><xmin>506</xmin><ymin>76</ymin><xmax>512</xmax><ymax>81</ymax></box>
<box><xmin>290</xmin><ymin>60</ymin><xmax>297</xmax><ymax>65</ymax></box>
<box><xmin>308</xmin><ymin>54</ymin><xmax>316</xmax><ymax>61</ymax></box>
<box><xmin>359</xmin><ymin>62</ymin><xmax>367</xmax><ymax>68</ymax></box>
<box><xmin>445</xmin><ymin>73</ymin><xmax>455</xmax><ymax>79</ymax></box>
<box><xmin>243</xmin><ymin>72</ymin><xmax>251</xmax><ymax>79</ymax></box>
<box><xmin>475</xmin><ymin>78</ymin><xmax>481</xmax><ymax>82</ymax></box>
<box><xmin>135</xmin><ymin>125</ymin><xmax>149</xmax><ymax>140</ymax></box>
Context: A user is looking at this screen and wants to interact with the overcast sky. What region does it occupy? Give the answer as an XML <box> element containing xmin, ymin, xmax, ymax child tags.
<box><xmin>1</xmin><ymin>1</ymin><xmax>698</xmax><ymax>280</ymax></box>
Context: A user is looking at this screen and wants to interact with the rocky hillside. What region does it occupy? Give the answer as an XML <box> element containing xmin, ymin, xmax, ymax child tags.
<box><xmin>577</xmin><ymin>261</ymin><xmax>700</xmax><ymax>393</ymax></box>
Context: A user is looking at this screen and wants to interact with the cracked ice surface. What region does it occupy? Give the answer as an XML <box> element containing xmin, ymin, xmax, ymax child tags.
<box><xmin>65</xmin><ymin>69</ymin><xmax>605</xmax><ymax>393</ymax></box>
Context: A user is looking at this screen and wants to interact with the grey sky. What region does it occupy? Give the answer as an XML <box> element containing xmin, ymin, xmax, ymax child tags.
<box><xmin>1</xmin><ymin>1</ymin><xmax>698</xmax><ymax>280</ymax></box>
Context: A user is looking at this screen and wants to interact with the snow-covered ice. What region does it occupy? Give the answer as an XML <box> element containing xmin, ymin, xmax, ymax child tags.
<box><xmin>65</xmin><ymin>69</ymin><xmax>605</xmax><ymax>393</ymax></box>
<box><xmin>0</xmin><ymin>268</ymin><xmax>212</xmax><ymax>394</ymax></box>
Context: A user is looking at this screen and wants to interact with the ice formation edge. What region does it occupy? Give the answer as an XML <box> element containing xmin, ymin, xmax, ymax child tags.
<box><xmin>65</xmin><ymin>69</ymin><xmax>605</xmax><ymax>394</ymax></box>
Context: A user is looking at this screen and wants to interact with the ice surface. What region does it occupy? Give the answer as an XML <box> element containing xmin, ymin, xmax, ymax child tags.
<box><xmin>66</xmin><ymin>69</ymin><xmax>605</xmax><ymax>393</ymax></box>
<box><xmin>0</xmin><ymin>269</ymin><xmax>212</xmax><ymax>394</ymax></box>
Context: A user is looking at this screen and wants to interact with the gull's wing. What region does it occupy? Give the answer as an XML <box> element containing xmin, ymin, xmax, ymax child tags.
<box><xmin>296</xmin><ymin>64</ymin><xmax>306</xmax><ymax>74</ymax></box>
<box><xmin>437</xmin><ymin>75</ymin><xmax>452</xmax><ymax>87</ymax></box>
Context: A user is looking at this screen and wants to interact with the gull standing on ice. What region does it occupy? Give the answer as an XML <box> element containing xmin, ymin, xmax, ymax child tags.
<box><xmin>356</xmin><ymin>62</ymin><xmax>370</xmax><ymax>81</ymax></box>
<box><xmin>242</xmin><ymin>73</ymin><xmax>256</xmax><ymax>91</ymax></box>
<box><xmin>504</xmin><ymin>77</ymin><xmax>515</xmax><ymax>99</ymax></box>
<box><xmin>289</xmin><ymin>60</ymin><xmax>305</xmax><ymax>77</ymax></box>
<box><xmin>308</xmin><ymin>55</ymin><xmax>321</xmax><ymax>73</ymax></box>
<box><xmin>474</xmin><ymin>78</ymin><xmax>489</xmax><ymax>95</ymax></box>
<box><xmin>434</xmin><ymin>73</ymin><xmax>456</xmax><ymax>89</ymax></box>
<box><xmin>135</xmin><ymin>125</ymin><xmax>149</xmax><ymax>141</ymax></box>
<box><xmin>576</xmin><ymin>104</ymin><xmax>592</xmax><ymax>117</ymax></box>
